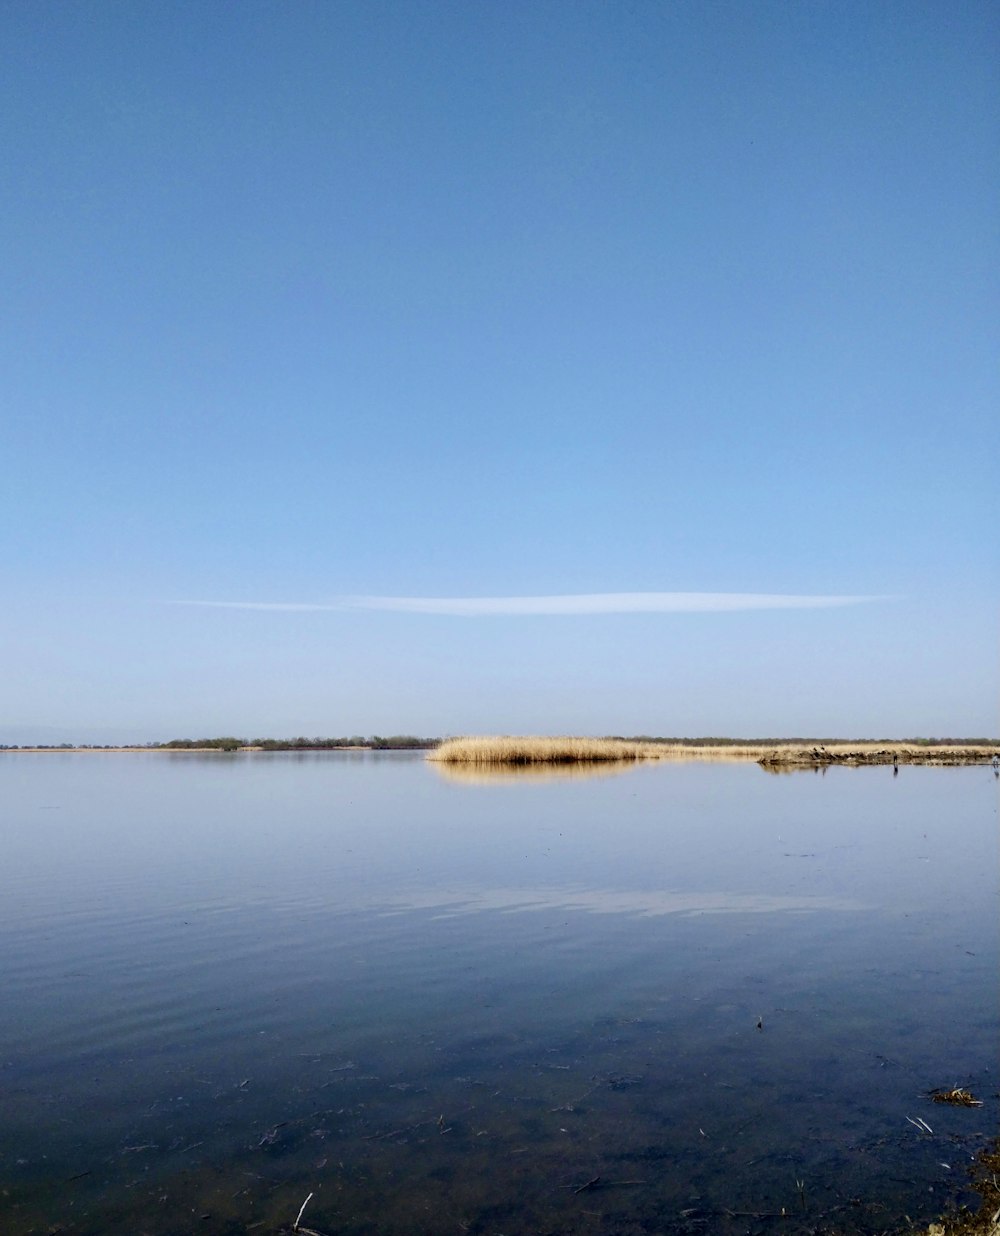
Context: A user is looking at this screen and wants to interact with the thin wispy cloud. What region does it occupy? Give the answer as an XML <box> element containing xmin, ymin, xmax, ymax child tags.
<box><xmin>171</xmin><ymin>592</ymin><xmax>888</xmax><ymax>616</ymax></box>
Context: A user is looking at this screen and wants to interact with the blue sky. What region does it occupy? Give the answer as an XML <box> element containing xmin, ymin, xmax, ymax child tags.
<box><xmin>2</xmin><ymin>0</ymin><xmax>997</xmax><ymax>742</ymax></box>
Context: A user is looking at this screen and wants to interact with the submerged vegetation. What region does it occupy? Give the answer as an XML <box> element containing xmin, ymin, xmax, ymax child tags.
<box><xmin>910</xmin><ymin>1138</ymin><xmax>1000</xmax><ymax>1236</ymax></box>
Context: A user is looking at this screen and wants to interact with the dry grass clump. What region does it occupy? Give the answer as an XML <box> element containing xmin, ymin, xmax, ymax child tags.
<box><xmin>429</xmin><ymin>736</ymin><xmax>670</xmax><ymax>765</ymax></box>
<box><xmin>930</xmin><ymin>1087</ymin><xmax>983</xmax><ymax>1107</ymax></box>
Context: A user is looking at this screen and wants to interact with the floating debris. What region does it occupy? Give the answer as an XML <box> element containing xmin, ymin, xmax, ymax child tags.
<box><xmin>930</xmin><ymin>1087</ymin><xmax>983</xmax><ymax>1107</ymax></box>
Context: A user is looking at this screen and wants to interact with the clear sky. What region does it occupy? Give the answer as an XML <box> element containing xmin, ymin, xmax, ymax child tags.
<box><xmin>2</xmin><ymin>0</ymin><xmax>997</xmax><ymax>743</ymax></box>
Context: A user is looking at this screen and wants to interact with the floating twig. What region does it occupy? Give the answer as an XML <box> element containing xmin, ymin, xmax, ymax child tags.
<box><xmin>551</xmin><ymin>1082</ymin><xmax>599</xmax><ymax>1113</ymax></box>
<box><xmin>566</xmin><ymin>1176</ymin><xmax>647</xmax><ymax>1194</ymax></box>
<box><xmin>256</xmin><ymin>1121</ymin><xmax>289</xmax><ymax>1148</ymax></box>
<box><xmin>364</xmin><ymin>1104</ymin><xmax>474</xmax><ymax>1141</ymax></box>
<box><xmin>365</xmin><ymin>1115</ymin><xmax>439</xmax><ymax>1141</ymax></box>
<box><xmin>573</xmin><ymin>1176</ymin><xmax>602</xmax><ymax>1194</ymax></box>
<box><xmin>293</xmin><ymin>1191</ymin><xmax>314</xmax><ymax>1231</ymax></box>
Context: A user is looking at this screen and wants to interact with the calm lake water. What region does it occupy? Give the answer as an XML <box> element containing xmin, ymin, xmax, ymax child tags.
<box><xmin>1</xmin><ymin>752</ymin><xmax>997</xmax><ymax>1235</ymax></box>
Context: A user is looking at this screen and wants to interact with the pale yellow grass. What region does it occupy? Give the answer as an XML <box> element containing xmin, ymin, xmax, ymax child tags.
<box><xmin>428</xmin><ymin>736</ymin><xmax>771</xmax><ymax>765</ymax></box>
<box><xmin>428</xmin><ymin>737</ymin><xmax>1000</xmax><ymax>768</ymax></box>
<box><xmin>429</xmin><ymin>736</ymin><xmax>668</xmax><ymax>765</ymax></box>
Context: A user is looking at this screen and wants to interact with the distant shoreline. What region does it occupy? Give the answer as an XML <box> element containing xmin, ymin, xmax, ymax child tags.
<box><xmin>755</xmin><ymin>742</ymin><xmax>1000</xmax><ymax>767</ymax></box>
<box><xmin>0</xmin><ymin>744</ymin><xmax>431</xmax><ymax>754</ymax></box>
<box><xmin>5</xmin><ymin>737</ymin><xmax>997</xmax><ymax>767</ymax></box>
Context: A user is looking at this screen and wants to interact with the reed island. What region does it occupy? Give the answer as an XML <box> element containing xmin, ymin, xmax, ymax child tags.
<box><xmin>428</xmin><ymin>736</ymin><xmax>1000</xmax><ymax>768</ymax></box>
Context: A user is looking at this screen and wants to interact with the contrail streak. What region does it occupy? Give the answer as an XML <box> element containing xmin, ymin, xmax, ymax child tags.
<box><xmin>171</xmin><ymin>592</ymin><xmax>888</xmax><ymax>616</ymax></box>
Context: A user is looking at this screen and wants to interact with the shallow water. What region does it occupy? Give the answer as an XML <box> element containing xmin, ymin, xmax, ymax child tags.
<box><xmin>1</xmin><ymin>752</ymin><xmax>996</xmax><ymax>1235</ymax></box>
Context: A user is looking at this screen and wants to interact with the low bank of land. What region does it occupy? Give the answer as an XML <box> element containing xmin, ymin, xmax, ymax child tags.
<box><xmin>756</xmin><ymin>742</ymin><xmax>1000</xmax><ymax>767</ymax></box>
<box><xmin>3</xmin><ymin>736</ymin><xmax>997</xmax><ymax>767</ymax></box>
<box><xmin>429</xmin><ymin>736</ymin><xmax>1000</xmax><ymax>767</ymax></box>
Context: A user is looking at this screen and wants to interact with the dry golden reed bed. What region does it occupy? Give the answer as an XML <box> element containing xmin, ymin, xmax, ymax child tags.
<box><xmin>428</xmin><ymin>737</ymin><xmax>1000</xmax><ymax>767</ymax></box>
<box><xmin>428</xmin><ymin>736</ymin><xmax>772</xmax><ymax>765</ymax></box>
<box><xmin>429</xmin><ymin>736</ymin><xmax>668</xmax><ymax>765</ymax></box>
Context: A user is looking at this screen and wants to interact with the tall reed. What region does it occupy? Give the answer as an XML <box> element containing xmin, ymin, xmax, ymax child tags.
<box><xmin>426</xmin><ymin>736</ymin><xmax>1000</xmax><ymax>767</ymax></box>
<box><xmin>431</xmin><ymin>736</ymin><xmax>685</xmax><ymax>764</ymax></box>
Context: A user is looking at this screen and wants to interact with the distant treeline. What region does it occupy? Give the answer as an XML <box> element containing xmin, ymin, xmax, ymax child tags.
<box><xmin>157</xmin><ymin>735</ymin><xmax>437</xmax><ymax>751</ymax></box>
<box><xmin>2</xmin><ymin>735</ymin><xmax>995</xmax><ymax>752</ymax></box>
<box><xmin>0</xmin><ymin>736</ymin><xmax>437</xmax><ymax>751</ymax></box>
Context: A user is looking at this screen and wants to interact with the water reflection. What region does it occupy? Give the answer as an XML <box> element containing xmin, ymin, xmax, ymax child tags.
<box><xmin>375</xmin><ymin>884</ymin><xmax>865</xmax><ymax>917</ymax></box>
<box><xmin>0</xmin><ymin>753</ymin><xmax>996</xmax><ymax>1236</ymax></box>
<box><xmin>759</xmin><ymin>761</ymin><xmax>829</xmax><ymax>775</ymax></box>
<box><xmin>431</xmin><ymin>759</ymin><xmax>638</xmax><ymax>784</ymax></box>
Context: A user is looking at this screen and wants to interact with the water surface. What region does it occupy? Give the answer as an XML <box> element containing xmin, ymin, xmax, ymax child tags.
<box><xmin>1</xmin><ymin>752</ymin><xmax>997</xmax><ymax>1234</ymax></box>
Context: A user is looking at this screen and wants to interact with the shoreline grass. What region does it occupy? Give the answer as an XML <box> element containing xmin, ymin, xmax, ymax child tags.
<box><xmin>428</xmin><ymin>736</ymin><xmax>669</xmax><ymax>765</ymax></box>
<box><xmin>426</xmin><ymin>736</ymin><xmax>788</xmax><ymax>765</ymax></box>
<box><xmin>428</xmin><ymin>736</ymin><xmax>1000</xmax><ymax>768</ymax></box>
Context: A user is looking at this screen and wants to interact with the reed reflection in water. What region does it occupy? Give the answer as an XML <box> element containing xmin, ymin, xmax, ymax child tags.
<box><xmin>431</xmin><ymin>758</ymin><xmax>640</xmax><ymax>785</ymax></box>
